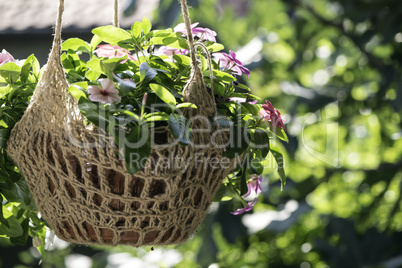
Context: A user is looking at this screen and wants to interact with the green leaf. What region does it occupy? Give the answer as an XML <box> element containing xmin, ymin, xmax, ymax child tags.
<box><xmin>150</xmin><ymin>83</ymin><xmax>176</xmax><ymax>106</ymax></box>
<box><xmin>124</xmin><ymin>123</ymin><xmax>151</xmax><ymax>174</ymax></box>
<box><xmin>78</xmin><ymin>98</ymin><xmax>111</xmax><ymax>129</ymax></box>
<box><xmin>20</xmin><ymin>54</ymin><xmax>36</xmax><ymax>83</ymax></box>
<box><xmin>0</xmin><ymin>85</ymin><xmax>11</xmax><ymax>97</ymax></box>
<box><xmin>131</xmin><ymin>21</ymin><xmax>143</xmax><ymax>38</ymax></box>
<box><xmin>106</xmin><ymin>117</ymin><xmax>121</xmax><ymax>152</ymax></box>
<box><xmin>90</xmin><ymin>34</ymin><xmax>103</xmax><ymax>51</ymax></box>
<box><xmin>62</xmin><ymin>38</ymin><xmax>91</xmax><ymax>53</ymax></box>
<box><xmin>0</xmin><ymin>195</ymin><xmax>9</xmax><ymax>228</ymax></box>
<box><xmin>32</xmin><ymin>57</ymin><xmax>40</xmax><ymax>77</ymax></box>
<box><xmin>0</xmin><ymin>62</ymin><xmax>21</xmax><ymax>84</ymax></box>
<box><xmin>117</xmin><ymin>110</ymin><xmax>140</xmax><ymax>122</ymax></box>
<box><xmin>142</xmin><ymin>17</ymin><xmax>152</xmax><ymax>35</ymax></box>
<box><xmin>113</xmin><ymin>73</ymin><xmax>136</xmax><ymax>97</ymax></box>
<box><xmin>61</xmin><ymin>53</ymin><xmax>75</xmax><ymax>72</ymax></box>
<box><xmin>0</xmin><ymin>207</ymin><xmax>23</xmax><ymax>237</ymax></box>
<box><xmin>34</xmin><ymin>224</ymin><xmax>47</xmax><ymax>257</ymax></box>
<box><xmin>254</xmin><ymin>129</ymin><xmax>270</xmax><ymax>158</ymax></box>
<box><xmin>0</xmin><ymin>129</ymin><xmax>10</xmax><ymax>149</ymax></box>
<box><xmin>139</xmin><ymin>62</ymin><xmax>158</xmax><ymax>83</ymax></box>
<box><xmin>175</xmin><ymin>102</ymin><xmax>197</xmax><ymax>109</ymax></box>
<box><xmin>213</xmin><ymin>183</ymin><xmax>233</xmax><ymax>202</ymax></box>
<box><xmin>173</xmin><ymin>54</ymin><xmax>191</xmax><ymax>66</ymax></box>
<box><xmin>214</xmin><ymin>117</ymin><xmax>234</xmax><ymax>129</ymax></box>
<box><xmin>0</xmin><ymin>176</ymin><xmax>33</xmax><ymax>207</ymax></box>
<box><xmin>250</xmin><ymin>158</ymin><xmax>264</xmax><ymax>175</ymax></box>
<box><xmin>236</xmin><ymin>83</ymin><xmax>251</xmax><ymax>91</ymax></box>
<box><xmin>150</xmin><ymin>34</ymin><xmax>189</xmax><ymax>49</ymax></box>
<box><xmin>2</xmin><ymin>109</ymin><xmax>20</xmax><ymax>128</ymax></box>
<box><xmin>241</xmin><ymin>102</ymin><xmax>260</xmax><ymax>116</ymax></box>
<box><xmin>10</xmin><ymin>218</ymin><xmax>29</xmax><ymax>245</ymax></box>
<box><xmin>211</xmin><ymin>69</ymin><xmax>236</xmax><ymax>82</ymax></box>
<box><xmin>269</xmin><ymin>125</ymin><xmax>289</xmax><ymax>143</ymax></box>
<box><xmin>169</xmin><ymin>114</ymin><xmax>191</xmax><ymax>146</ymax></box>
<box><xmin>223</xmin><ymin>125</ymin><xmax>250</xmax><ymax>158</ymax></box>
<box><xmin>68</xmin><ymin>85</ymin><xmax>87</xmax><ymax>100</ymax></box>
<box><xmin>206</xmin><ymin>43</ymin><xmax>224</xmax><ymax>52</ymax></box>
<box><xmin>153</xmin><ymin>29</ymin><xmax>173</xmax><ymax>37</ymax></box>
<box><xmin>144</xmin><ymin>112</ymin><xmax>169</xmax><ymax>122</ymax></box>
<box><xmin>102</xmin><ymin>57</ymin><xmax>127</xmax><ymax>80</ymax></box>
<box><xmin>87</xmin><ymin>58</ymin><xmax>103</xmax><ymax>74</ymax></box>
<box><xmin>85</xmin><ymin>69</ymin><xmax>101</xmax><ymax>81</ymax></box>
<box><xmin>164</xmin><ymin>36</ymin><xmax>189</xmax><ymax>49</ymax></box>
<box><xmin>92</xmin><ymin>25</ymin><xmax>132</xmax><ymax>44</ymax></box>
<box><xmin>240</xmin><ymin>168</ymin><xmax>248</xmax><ymax>196</ymax></box>
<box><xmin>270</xmin><ymin>143</ymin><xmax>286</xmax><ymax>190</ymax></box>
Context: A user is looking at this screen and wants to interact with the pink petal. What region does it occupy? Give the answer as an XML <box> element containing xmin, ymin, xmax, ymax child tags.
<box><xmin>107</xmin><ymin>93</ymin><xmax>122</xmax><ymax>103</ymax></box>
<box><xmin>87</xmin><ymin>85</ymin><xmax>102</xmax><ymax>95</ymax></box>
<box><xmin>230</xmin><ymin>198</ymin><xmax>259</xmax><ymax>215</ymax></box>
<box><xmin>88</xmin><ymin>93</ymin><xmax>109</xmax><ymax>103</ymax></box>
<box><xmin>96</xmin><ymin>45</ymin><xmax>116</xmax><ymax>58</ymax></box>
<box><xmin>100</xmin><ymin>79</ymin><xmax>116</xmax><ymax>92</ymax></box>
<box><xmin>96</xmin><ymin>45</ymin><xmax>134</xmax><ymax>63</ymax></box>
<box><xmin>193</xmin><ymin>27</ymin><xmax>217</xmax><ymax>42</ymax></box>
<box><xmin>174</xmin><ymin>22</ymin><xmax>199</xmax><ymax>34</ymax></box>
<box><xmin>0</xmin><ymin>49</ymin><xmax>15</xmax><ymax>65</ymax></box>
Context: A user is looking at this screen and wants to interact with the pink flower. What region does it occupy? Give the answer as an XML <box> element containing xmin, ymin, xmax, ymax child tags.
<box><xmin>174</xmin><ymin>22</ymin><xmax>217</xmax><ymax>42</ymax></box>
<box><xmin>95</xmin><ymin>44</ymin><xmax>136</xmax><ymax>63</ymax></box>
<box><xmin>243</xmin><ymin>174</ymin><xmax>262</xmax><ymax>198</ymax></box>
<box><xmin>230</xmin><ymin>198</ymin><xmax>258</xmax><ymax>215</ymax></box>
<box><xmin>213</xmin><ymin>51</ymin><xmax>250</xmax><ymax>77</ymax></box>
<box><xmin>155</xmin><ymin>46</ymin><xmax>188</xmax><ymax>60</ymax></box>
<box><xmin>88</xmin><ymin>78</ymin><xmax>121</xmax><ymax>104</ymax></box>
<box><xmin>0</xmin><ymin>49</ymin><xmax>15</xmax><ymax>66</ymax></box>
<box><xmin>231</xmin><ymin>174</ymin><xmax>262</xmax><ymax>215</ymax></box>
<box><xmin>259</xmin><ymin>100</ymin><xmax>285</xmax><ymax>130</ymax></box>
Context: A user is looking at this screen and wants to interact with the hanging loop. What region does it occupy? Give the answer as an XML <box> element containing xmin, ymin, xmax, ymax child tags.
<box><xmin>179</xmin><ymin>0</ymin><xmax>217</xmax><ymax>118</ymax></box>
<box><xmin>114</xmin><ymin>0</ymin><xmax>119</xmax><ymax>27</ymax></box>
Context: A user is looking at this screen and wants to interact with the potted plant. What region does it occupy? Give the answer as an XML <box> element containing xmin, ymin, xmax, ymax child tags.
<box><xmin>0</xmin><ymin>0</ymin><xmax>287</xmax><ymax>250</ymax></box>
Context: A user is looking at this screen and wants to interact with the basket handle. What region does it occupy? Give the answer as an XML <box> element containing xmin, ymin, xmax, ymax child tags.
<box><xmin>179</xmin><ymin>0</ymin><xmax>217</xmax><ymax>118</ymax></box>
<box><xmin>52</xmin><ymin>0</ymin><xmax>64</xmax><ymax>61</ymax></box>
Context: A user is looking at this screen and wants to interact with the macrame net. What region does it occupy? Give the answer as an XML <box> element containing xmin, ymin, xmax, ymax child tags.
<box><xmin>6</xmin><ymin>0</ymin><xmax>238</xmax><ymax>246</ymax></box>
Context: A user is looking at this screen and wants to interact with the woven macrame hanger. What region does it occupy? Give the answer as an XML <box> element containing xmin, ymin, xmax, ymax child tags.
<box><xmin>6</xmin><ymin>0</ymin><xmax>236</xmax><ymax>247</ymax></box>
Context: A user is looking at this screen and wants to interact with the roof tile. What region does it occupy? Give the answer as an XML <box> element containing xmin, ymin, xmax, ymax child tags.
<box><xmin>0</xmin><ymin>0</ymin><xmax>159</xmax><ymax>33</ymax></box>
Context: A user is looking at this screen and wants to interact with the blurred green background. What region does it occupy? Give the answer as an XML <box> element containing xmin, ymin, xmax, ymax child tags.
<box><xmin>1</xmin><ymin>0</ymin><xmax>402</xmax><ymax>267</ymax></box>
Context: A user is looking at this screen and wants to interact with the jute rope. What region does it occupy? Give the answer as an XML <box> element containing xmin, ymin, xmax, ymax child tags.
<box><xmin>114</xmin><ymin>0</ymin><xmax>119</xmax><ymax>27</ymax></box>
<box><xmin>6</xmin><ymin>0</ymin><xmax>238</xmax><ymax>247</ymax></box>
<box><xmin>179</xmin><ymin>0</ymin><xmax>197</xmax><ymax>68</ymax></box>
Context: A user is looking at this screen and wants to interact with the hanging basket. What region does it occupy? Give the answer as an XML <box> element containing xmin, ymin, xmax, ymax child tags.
<box><xmin>6</xmin><ymin>0</ymin><xmax>238</xmax><ymax>246</ymax></box>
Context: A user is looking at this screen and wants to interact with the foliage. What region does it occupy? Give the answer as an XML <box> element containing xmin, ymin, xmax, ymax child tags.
<box><xmin>2</xmin><ymin>0</ymin><xmax>401</xmax><ymax>267</ymax></box>
<box><xmin>0</xmin><ymin>54</ymin><xmax>48</xmax><ymax>256</ymax></box>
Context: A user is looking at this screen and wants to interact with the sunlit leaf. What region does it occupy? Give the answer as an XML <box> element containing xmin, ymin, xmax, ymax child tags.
<box><xmin>92</xmin><ymin>25</ymin><xmax>132</xmax><ymax>44</ymax></box>
<box><xmin>150</xmin><ymin>83</ymin><xmax>176</xmax><ymax>106</ymax></box>
<box><xmin>131</xmin><ymin>21</ymin><xmax>143</xmax><ymax>38</ymax></box>
<box><xmin>62</xmin><ymin>38</ymin><xmax>91</xmax><ymax>53</ymax></box>
<box><xmin>0</xmin><ymin>207</ymin><xmax>23</xmax><ymax>237</ymax></box>
<box><xmin>270</xmin><ymin>142</ymin><xmax>286</xmax><ymax>190</ymax></box>
<box><xmin>142</xmin><ymin>17</ymin><xmax>152</xmax><ymax>35</ymax></box>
